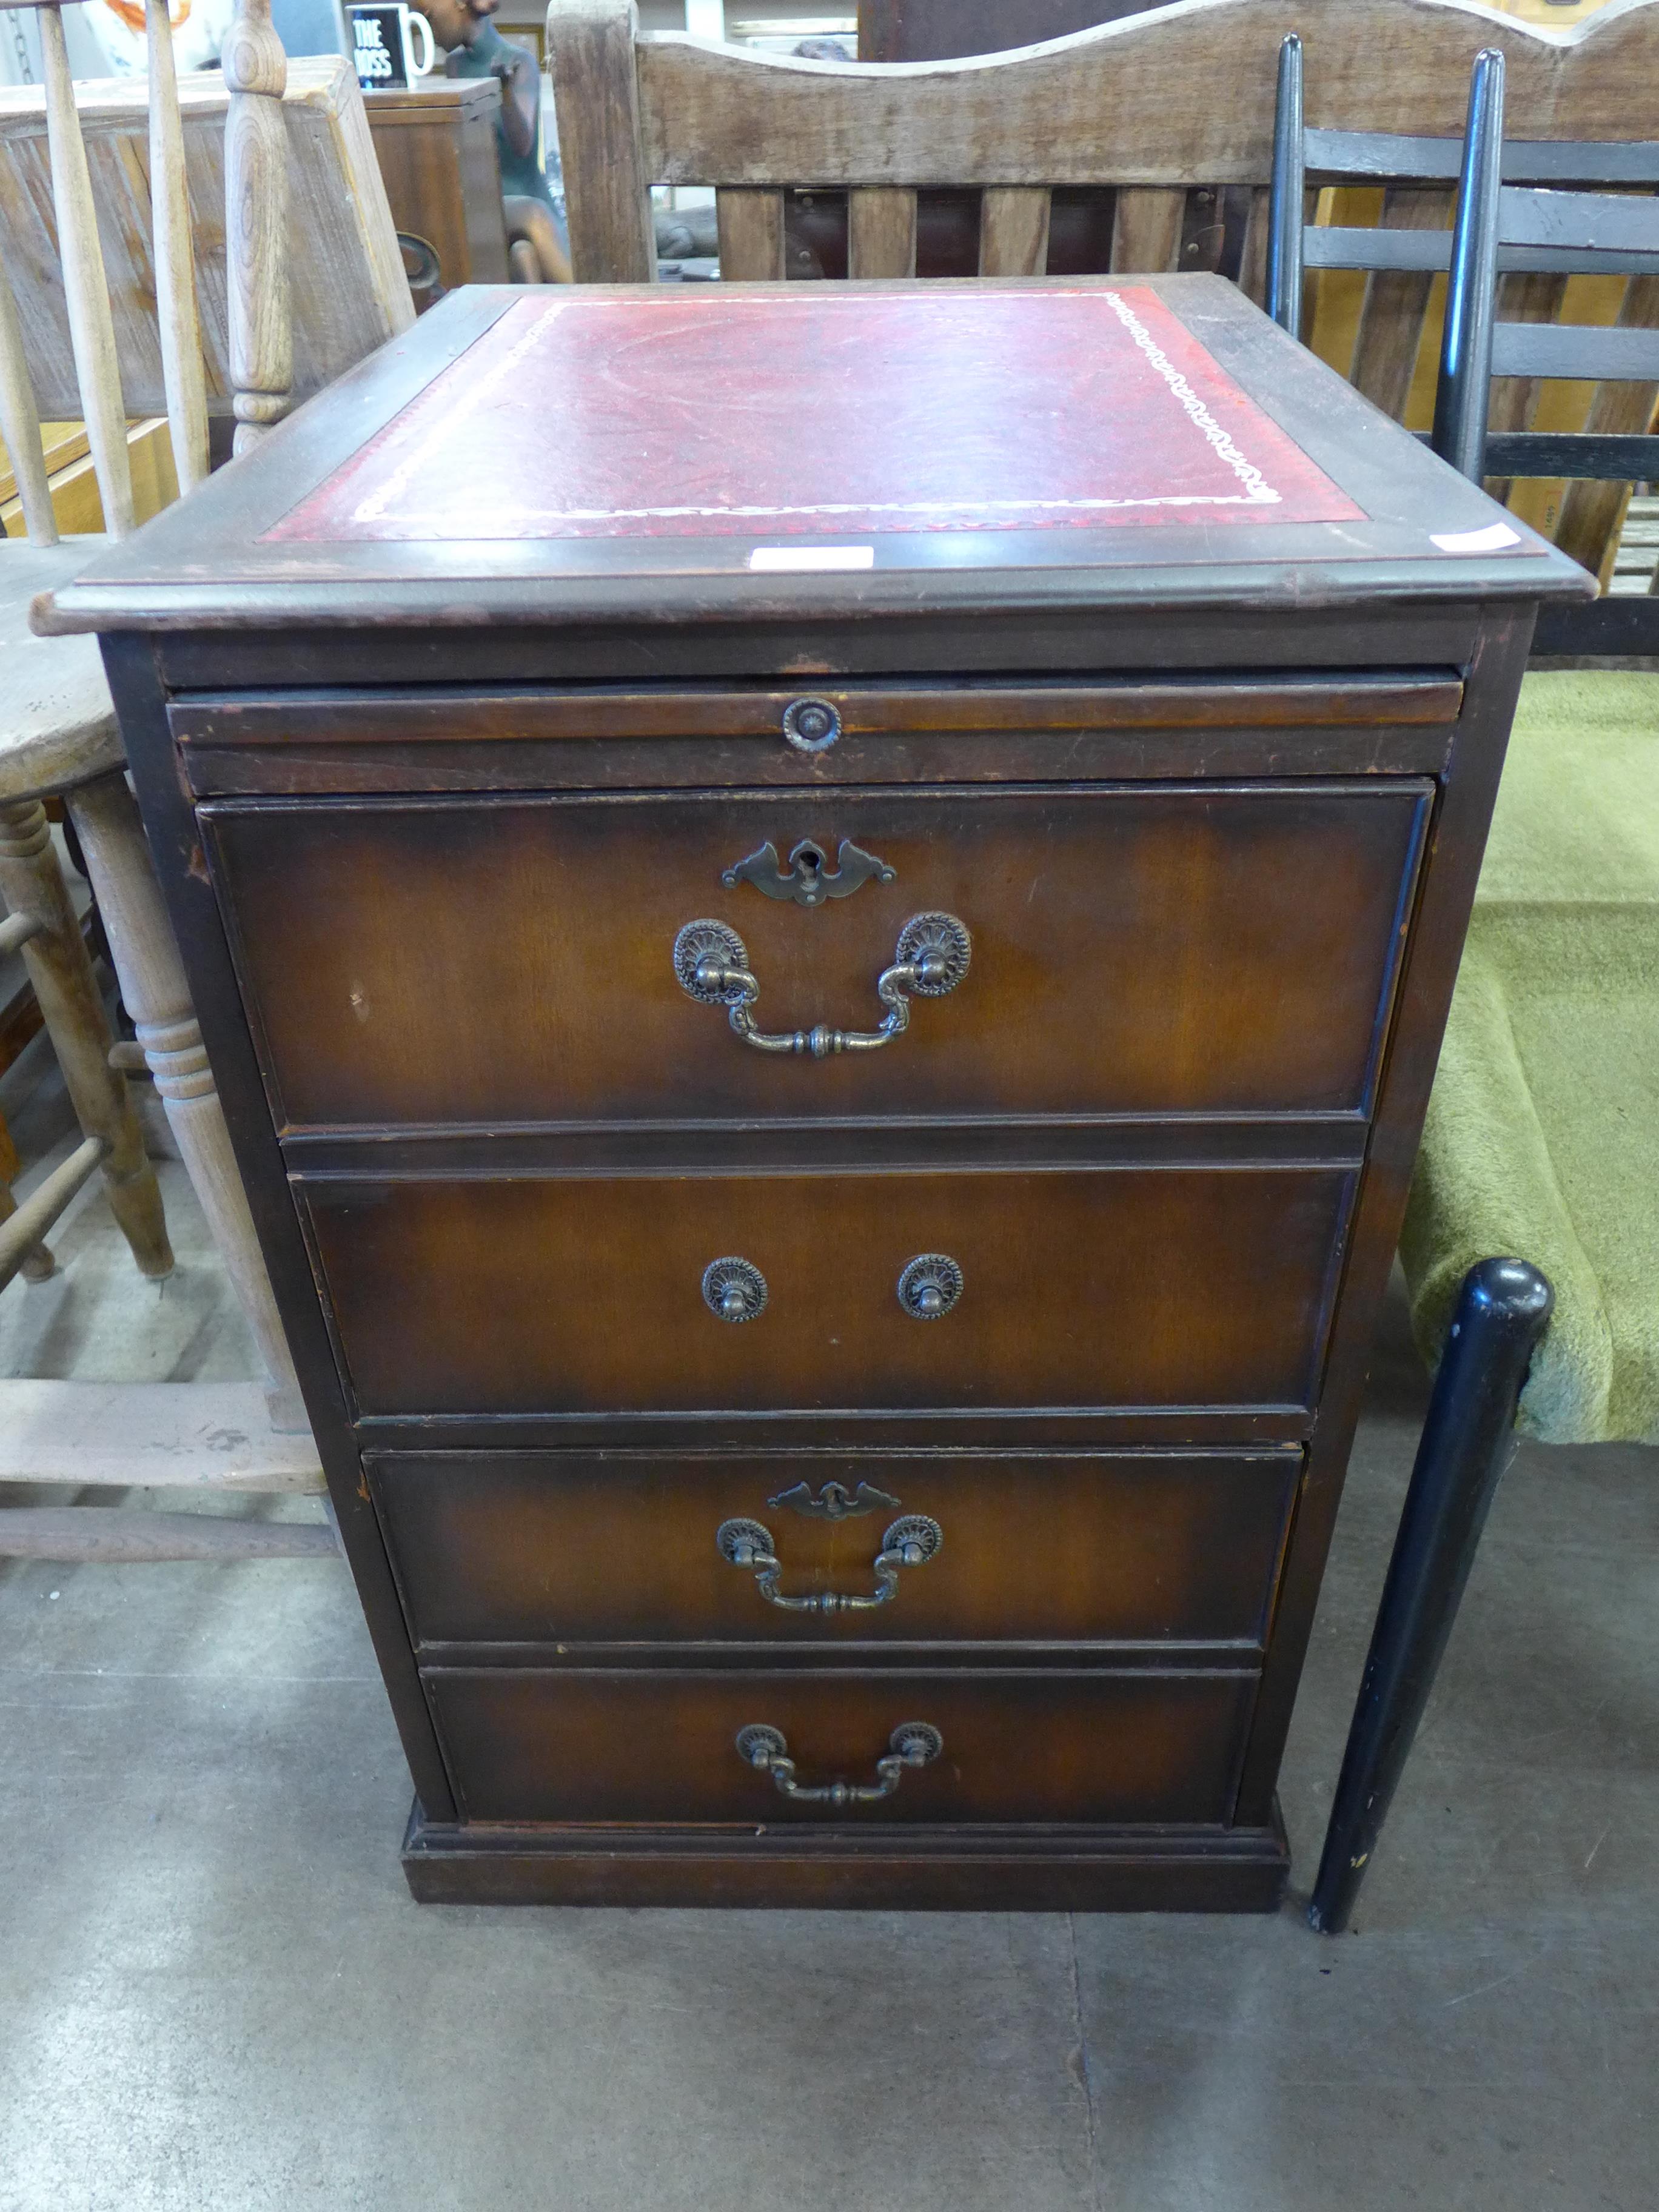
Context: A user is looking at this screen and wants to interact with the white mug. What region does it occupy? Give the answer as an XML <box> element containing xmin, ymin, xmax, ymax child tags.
<box><xmin>347</xmin><ymin>3</ymin><xmax>436</xmax><ymax>91</ymax></box>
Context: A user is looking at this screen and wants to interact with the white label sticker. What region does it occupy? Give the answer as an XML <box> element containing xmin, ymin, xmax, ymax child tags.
<box><xmin>1430</xmin><ymin>523</ymin><xmax>1523</xmax><ymax>554</ymax></box>
<box><xmin>748</xmin><ymin>545</ymin><xmax>876</xmax><ymax>572</ymax></box>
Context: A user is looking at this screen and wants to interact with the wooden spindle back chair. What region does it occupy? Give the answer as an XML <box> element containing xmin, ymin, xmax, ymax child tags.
<box><xmin>0</xmin><ymin>0</ymin><xmax>318</xmax><ymax>1409</ymax></box>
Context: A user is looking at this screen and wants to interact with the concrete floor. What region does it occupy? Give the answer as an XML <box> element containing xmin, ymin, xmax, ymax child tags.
<box><xmin>1</xmin><ymin>1045</ymin><xmax>1655</xmax><ymax>2211</ymax></box>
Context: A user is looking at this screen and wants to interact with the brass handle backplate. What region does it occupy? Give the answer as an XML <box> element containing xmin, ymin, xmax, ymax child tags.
<box><xmin>735</xmin><ymin>1721</ymin><xmax>943</xmax><ymax>1806</ymax></box>
<box><xmin>716</xmin><ymin>1513</ymin><xmax>943</xmax><ymax>1612</ymax></box>
<box><xmin>672</xmin><ymin>911</ymin><xmax>970</xmax><ymax>1060</ymax></box>
<box><xmin>897</xmin><ymin>1254</ymin><xmax>964</xmax><ymax>1319</ymax></box>
<box><xmin>780</xmin><ymin>697</ymin><xmax>842</xmax><ymax>753</ymax></box>
<box><xmin>702</xmin><ymin>1256</ymin><xmax>767</xmax><ymax>1323</ymax></box>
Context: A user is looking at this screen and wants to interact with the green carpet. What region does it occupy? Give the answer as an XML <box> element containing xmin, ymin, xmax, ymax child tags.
<box><xmin>1399</xmin><ymin>670</ymin><xmax>1659</xmax><ymax>1443</ymax></box>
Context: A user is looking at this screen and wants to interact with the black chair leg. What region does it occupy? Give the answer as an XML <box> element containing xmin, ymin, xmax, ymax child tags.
<box><xmin>1308</xmin><ymin>1256</ymin><xmax>1553</xmax><ymax>1934</ymax></box>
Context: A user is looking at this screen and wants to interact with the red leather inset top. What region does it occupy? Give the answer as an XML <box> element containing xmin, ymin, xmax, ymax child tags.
<box><xmin>265</xmin><ymin>284</ymin><xmax>1364</xmax><ymax>543</ymax></box>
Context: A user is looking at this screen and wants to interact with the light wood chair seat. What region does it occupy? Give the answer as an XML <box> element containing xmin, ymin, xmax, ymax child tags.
<box><xmin>0</xmin><ymin>541</ymin><xmax>122</xmax><ymax>800</ymax></box>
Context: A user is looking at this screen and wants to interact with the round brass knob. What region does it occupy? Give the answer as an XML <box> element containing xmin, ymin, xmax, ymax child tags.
<box><xmin>897</xmin><ymin>1254</ymin><xmax>964</xmax><ymax>1320</ymax></box>
<box><xmin>703</xmin><ymin>1256</ymin><xmax>768</xmax><ymax>1324</ymax></box>
<box><xmin>781</xmin><ymin>697</ymin><xmax>842</xmax><ymax>753</ymax></box>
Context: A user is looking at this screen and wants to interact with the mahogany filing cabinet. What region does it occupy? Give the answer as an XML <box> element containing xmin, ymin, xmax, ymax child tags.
<box><xmin>44</xmin><ymin>276</ymin><xmax>1587</xmax><ymax>1907</ymax></box>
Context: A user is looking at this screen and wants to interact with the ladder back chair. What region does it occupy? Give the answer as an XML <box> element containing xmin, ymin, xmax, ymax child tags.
<box><xmin>1436</xmin><ymin>45</ymin><xmax>1659</xmax><ymax>654</ymax></box>
<box><xmin>0</xmin><ymin>0</ymin><xmax>326</xmax><ymax>1419</ymax></box>
<box><xmin>1266</xmin><ymin>21</ymin><xmax>1659</xmax><ymax>589</ymax></box>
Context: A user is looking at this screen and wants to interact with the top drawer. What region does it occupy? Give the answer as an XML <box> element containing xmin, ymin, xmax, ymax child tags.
<box><xmin>204</xmin><ymin>781</ymin><xmax>1430</xmax><ymax>1131</ymax></box>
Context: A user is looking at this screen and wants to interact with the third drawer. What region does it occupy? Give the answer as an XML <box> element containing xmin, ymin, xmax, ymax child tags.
<box><xmin>370</xmin><ymin>1448</ymin><xmax>1300</xmax><ymax>1650</ymax></box>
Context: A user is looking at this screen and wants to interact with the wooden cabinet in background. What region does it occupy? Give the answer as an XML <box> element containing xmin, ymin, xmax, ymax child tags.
<box><xmin>364</xmin><ymin>81</ymin><xmax>509</xmax><ymax>308</ymax></box>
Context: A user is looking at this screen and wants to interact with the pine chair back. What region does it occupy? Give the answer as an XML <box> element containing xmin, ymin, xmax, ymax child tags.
<box><xmin>0</xmin><ymin>1</ymin><xmax>412</xmax><ymax>549</ymax></box>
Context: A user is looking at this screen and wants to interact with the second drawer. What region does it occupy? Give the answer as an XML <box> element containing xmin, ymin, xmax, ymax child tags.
<box><xmin>370</xmin><ymin>1447</ymin><xmax>1301</xmax><ymax>1649</ymax></box>
<box><xmin>303</xmin><ymin>1164</ymin><xmax>1353</xmax><ymax>1416</ymax></box>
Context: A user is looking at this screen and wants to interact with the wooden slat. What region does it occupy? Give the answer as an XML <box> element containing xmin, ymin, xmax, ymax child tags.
<box><xmin>848</xmin><ymin>186</ymin><xmax>917</xmax><ymax>278</ymax></box>
<box><xmin>1349</xmin><ymin>186</ymin><xmax>1452</xmax><ymax>423</ymax></box>
<box><xmin>548</xmin><ymin>0</ymin><xmax>657</xmax><ymax>283</ymax></box>
<box><xmin>1556</xmin><ymin>273</ymin><xmax>1659</xmax><ymax>583</ymax></box>
<box><xmin>1109</xmin><ymin>185</ymin><xmax>1186</xmax><ymax>274</ymax></box>
<box><xmin>222</xmin><ymin>0</ymin><xmax>293</xmax><ymax>453</ymax></box>
<box><xmin>0</xmin><ymin>1378</ymin><xmax>324</xmax><ymax>1492</ymax></box>
<box><xmin>715</xmin><ymin>187</ymin><xmax>786</xmax><ymax>280</ymax></box>
<box><xmin>0</xmin><ymin>258</ymin><xmax>55</xmax><ymax>545</ymax></box>
<box><xmin>1313</xmin><ymin>230</ymin><xmax>1659</xmax><ymax>280</ymax></box>
<box><xmin>1501</xmin><ymin>184</ymin><xmax>1659</xmax><ymax>258</ymax></box>
<box><xmin>0</xmin><ymin>1507</ymin><xmax>337</xmax><ymax>1562</ymax></box>
<box><xmin>1310</xmin><ymin>127</ymin><xmax>1659</xmax><ymax>187</ymax></box>
<box><xmin>145</xmin><ymin>0</ymin><xmax>209</xmax><ymax>495</ymax></box>
<box><xmin>1238</xmin><ymin>184</ymin><xmax>1272</xmax><ymax>309</ymax></box>
<box><xmin>36</xmin><ymin>3</ymin><xmax>133</xmax><ymax>537</ymax></box>
<box><xmin>977</xmin><ymin>186</ymin><xmax>1051</xmax><ymax>276</ymax></box>
<box><xmin>1306</xmin><ymin>226</ymin><xmax>1450</xmax><ymax>273</ymax></box>
<box><xmin>1483</xmin><ymin>270</ymin><xmax>1569</xmax><ymax>497</ymax></box>
<box><xmin>1493</xmin><ymin>320</ymin><xmax>1659</xmax><ymax>380</ymax></box>
<box><xmin>632</xmin><ymin>0</ymin><xmax>1659</xmax><ymax>190</ymax></box>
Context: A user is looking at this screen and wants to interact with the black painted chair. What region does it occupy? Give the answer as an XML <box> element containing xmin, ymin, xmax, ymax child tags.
<box><xmin>1304</xmin><ymin>48</ymin><xmax>1659</xmax><ymax>1933</ymax></box>
<box><xmin>1269</xmin><ymin>35</ymin><xmax>1659</xmax><ymax>651</ymax></box>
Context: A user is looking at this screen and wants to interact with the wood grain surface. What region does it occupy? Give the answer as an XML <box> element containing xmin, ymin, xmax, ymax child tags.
<box><xmin>206</xmin><ymin>782</ymin><xmax>1428</xmax><ymax>1127</ymax></box>
<box><xmin>425</xmin><ymin>1663</ymin><xmax>1258</xmax><ymax>1825</ymax></box>
<box><xmin>370</xmin><ymin>1446</ymin><xmax>1299</xmax><ymax>1648</ymax></box>
<box><xmin>626</xmin><ymin>0</ymin><xmax>1659</xmax><ymax>189</ymax></box>
<box><xmin>300</xmin><ymin>1164</ymin><xmax>1352</xmax><ymax>1417</ymax></box>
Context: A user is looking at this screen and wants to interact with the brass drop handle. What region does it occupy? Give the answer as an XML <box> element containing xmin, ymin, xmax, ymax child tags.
<box><xmin>672</xmin><ymin>911</ymin><xmax>971</xmax><ymax>1059</ymax></box>
<box><xmin>716</xmin><ymin>1513</ymin><xmax>943</xmax><ymax>1612</ymax></box>
<box><xmin>735</xmin><ymin>1721</ymin><xmax>943</xmax><ymax>1806</ymax></box>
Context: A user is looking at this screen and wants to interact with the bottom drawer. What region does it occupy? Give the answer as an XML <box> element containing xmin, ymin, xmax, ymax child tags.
<box><xmin>425</xmin><ymin>1667</ymin><xmax>1258</xmax><ymax>1826</ymax></box>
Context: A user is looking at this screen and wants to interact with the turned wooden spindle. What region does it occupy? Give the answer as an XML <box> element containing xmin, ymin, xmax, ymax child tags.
<box><xmin>0</xmin><ymin>255</ymin><xmax>56</xmax><ymax>548</ymax></box>
<box><xmin>64</xmin><ymin>774</ymin><xmax>305</xmax><ymax>1419</ymax></box>
<box><xmin>36</xmin><ymin>0</ymin><xmax>136</xmax><ymax>535</ymax></box>
<box><xmin>223</xmin><ymin>0</ymin><xmax>293</xmax><ymax>454</ymax></box>
<box><xmin>147</xmin><ymin>0</ymin><xmax>210</xmax><ymax>494</ymax></box>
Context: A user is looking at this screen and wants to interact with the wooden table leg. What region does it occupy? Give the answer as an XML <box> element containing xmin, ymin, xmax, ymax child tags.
<box><xmin>1308</xmin><ymin>1257</ymin><xmax>1554</xmax><ymax>1934</ymax></box>
<box><xmin>65</xmin><ymin>772</ymin><xmax>305</xmax><ymax>1425</ymax></box>
<box><xmin>0</xmin><ymin>797</ymin><xmax>170</xmax><ymax>1278</ymax></box>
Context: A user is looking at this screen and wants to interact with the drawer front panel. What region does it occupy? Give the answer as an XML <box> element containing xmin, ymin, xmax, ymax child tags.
<box><xmin>306</xmin><ymin>1166</ymin><xmax>1352</xmax><ymax>1416</ymax></box>
<box><xmin>373</xmin><ymin>1449</ymin><xmax>1299</xmax><ymax>1648</ymax></box>
<box><xmin>207</xmin><ymin>783</ymin><xmax>1430</xmax><ymax>1128</ymax></box>
<box><xmin>426</xmin><ymin>1666</ymin><xmax>1257</xmax><ymax>1826</ymax></box>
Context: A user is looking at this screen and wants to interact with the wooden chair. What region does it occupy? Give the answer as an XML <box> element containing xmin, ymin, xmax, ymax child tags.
<box><xmin>0</xmin><ymin>0</ymin><xmax>381</xmax><ymax>1556</ymax></box>
<box><xmin>0</xmin><ymin>53</ymin><xmax>414</xmax><ymax>426</ymax></box>
<box><xmin>1267</xmin><ymin>29</ymin><xmax>1659</xmax><ymax>626</ymax></box>
<box><xmin>1434</xmin><ymin>49</ymin><xmax>1659</xmax><ymax>654</ymax></box>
